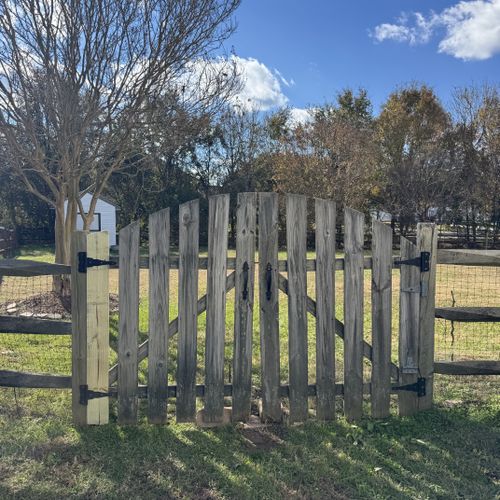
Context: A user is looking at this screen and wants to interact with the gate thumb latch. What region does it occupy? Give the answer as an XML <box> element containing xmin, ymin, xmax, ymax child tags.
<box><xmin>79</xmin><ymin>384</ymin><xmax>112</xmax><ymax>405</ymax></box>
<box><xmin>78</xmin><ymin>252</ymin><xmax>116</xmax><ymax>273</ymax></box>
<box><xmin>392</xmin><ymin>377</ymin><xmax>426</xmax><ymax>397</ymax></box>
<box><xmin>395</xmin><ymin>251</ymin><xmax>430</xmax><ymax>272</ymax></box>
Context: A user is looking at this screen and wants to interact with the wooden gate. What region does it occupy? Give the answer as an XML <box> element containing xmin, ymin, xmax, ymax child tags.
<box><xmin>72</xmin><ymin>192</ymin><xmax>438</xmax><ymax>425</ymax></box>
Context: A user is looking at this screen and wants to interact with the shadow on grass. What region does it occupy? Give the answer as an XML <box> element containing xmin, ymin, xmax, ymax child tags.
<box><xmin>0</xmin><ymin>396</ymin><xmax>498</xmax><ymax>499</ymax></box>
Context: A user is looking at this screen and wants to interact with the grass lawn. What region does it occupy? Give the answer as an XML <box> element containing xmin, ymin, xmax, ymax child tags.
<box><xmin>0</xmin><ymin>245</ymin><xmax>499</xmax><ymax>499</ymax></box>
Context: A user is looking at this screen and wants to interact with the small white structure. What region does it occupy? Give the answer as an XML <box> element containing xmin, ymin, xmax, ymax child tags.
<box><xmin>65</xmin><ymin>192</ymin><xmax>117</xmax><ymax>246</ymax></box>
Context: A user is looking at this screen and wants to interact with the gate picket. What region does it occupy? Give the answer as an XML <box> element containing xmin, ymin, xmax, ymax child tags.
<box><xmin>203</xmin><ymin>194</ymin><xmax>230</xmax><ymax>423</ymax></box>
<box><xmin>118</xmin><ymin>222</ymin><xmax>140</xmax><ymax>424</ymax></box>
<box><xmin>148</xmin><ymin>209</ymin><xmax>170</xmax><ymax>424</ymax></box>
<box><xmin>232</xmin><ymin>193</ymin><xmax>257</xmax><ymax>422</ymax></box>
<box><xmin>398</xmin><ymin>237</ymin><xmax>420</xmax><ymax>416</ymax></box>
<box><xmin>343</xmin><ymin>208</ymin><xmax>364</xmax><ymax>421</ymax></box>
<box><xmin>286</xmin><ymin>194</ymin><xmax>309</xmax><ymax>422</ymax></box>
<box><xmin>258</xmin><ymin>192</ymin><xmax>282</xmax><ymax>422</ymax></box>
<box><xmin>176</xmin><ymin>200</ymin><xmax>200</xmax><ymax>423</ymax></box>
<box><xmin>315</xmin><ymin>199</ymin><xmax>336</xmax><ymax>420</ymax></box>
<box><xmin>371</xmin><ymin>220</ymin><xmax>392</xmax><ymax>418</ymax></box>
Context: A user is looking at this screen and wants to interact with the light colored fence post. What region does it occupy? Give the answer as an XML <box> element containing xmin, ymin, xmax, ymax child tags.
<box><xmin>417</xmin><ymin>223</ymin><xmax>438</xmax><ymax>411</ymax></box>
<box><xmin>71</xmin><ymin>231</ymin><xmax>110</xmax><ymax>426</ymax></box>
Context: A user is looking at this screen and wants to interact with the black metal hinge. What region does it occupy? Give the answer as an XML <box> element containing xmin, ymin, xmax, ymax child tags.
<box><xmin>395</xmin><ymin>251</ymin><xmax>430</xmax><ymax>272</ymax></box>
<box><xmin>392</xmin><ymin>377</ymin><xmax>426</xmax><ymax>397</ymax></box>
<box><xmin>79</xmin><ymin>384</ymin><xmax>112</xmax><ymax>405</ymax></box>
<box><xmin>78</xmin><ymin>252</ymin><xmax>116</xmax><ymax>273</ymax></box>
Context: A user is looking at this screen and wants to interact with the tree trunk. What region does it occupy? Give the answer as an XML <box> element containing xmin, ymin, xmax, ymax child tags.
<box><xmin>53</xmin><ymin>195</ymin><xmax>77</xmax><ymax>299</ymax></box>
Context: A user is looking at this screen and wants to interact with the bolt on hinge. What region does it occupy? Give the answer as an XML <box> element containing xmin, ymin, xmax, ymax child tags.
<box><xmin>78</xmin><ymin>252</ymin><xmax>116</xmax><ymax>273</ymax></box>
<box><xmin>395</xmin><ymin>251</ymin><xmax>430</xmax><ymax>272</ymax></box>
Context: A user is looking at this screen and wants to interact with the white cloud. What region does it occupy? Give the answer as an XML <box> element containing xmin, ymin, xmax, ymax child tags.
<box><xmin>371</xmin><ymin>0</ymin><xmax>500</xmax><ymax>60</ymax></box>
<box><xmin>232</xmin><ymin>56</ymin><xmax>289</xmax><ymax>111</ymax></box>
<box><xmin>288</xmin><ymin>108</ymin><xmax>313</xmax><ymax>127</ymax></box>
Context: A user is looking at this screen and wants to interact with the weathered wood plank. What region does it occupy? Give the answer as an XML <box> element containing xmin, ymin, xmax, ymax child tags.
<box><xmin>148</xmin><ymin>209</ymin><xmax>170</xmax><ymax>424</ymax></box>
<box><xmin>0</xmin><ymin>259</ymin><xmax>71</xmax><ymax>276</ymax></box>
<box><xmin>0</xmin><ymin>316</ymin><xmax>71</xmax><ymax>335</ymax></box>
<box><xmin>434</xmin><ymin>361</ymin><xmax>500</xmax><ymax>376</ymax></box>
<box><xmin>398</xmin><ymin>237</ymin><xmax>420</xmax><ymax>416</ymax></box>
<box><xmin>435</xmin><ymin>307</ymin><xmax>500</xmax><ymax>322</ymax></box>
<box><xmin>203</xmin><ymin>194</ymin><xmax>230</xmax><ymax>424</ymax></box>
<box><xmin>343</xmin><ymin>207</ymin><xmax>364</xmax><ymax>422</ymax></box>
<box><xmin>315</xmin><ymin>199</ymin><xmax>336</xmax><ymax>421</ymax></box>
<box><xmin>258</xmin><ymin>192</ymin><xmax>282</xmax><ymax>422</ymax></box>
<box><xmin>0</xmin><ymin>370</ymin><xmax>71</xmax><ymax>389</ymax></box>
<box><xmin>232</xmin><ymin>193</ymin><xmax>257</xmax><ymax>422</ymax></box>
<box><xmin>371</xmin><ymin>220</ymin><xmax>393</xmax><ymax>418</ymax></box>
<box><xmin>176</xmin><ymin>200</ymin><xmax>200</xmax><ymax>423</ymax></box>
<box><xmin>286</xmin><ymin>194</ymin><xmax>309</xmax><ymax>423</ymax></box>
<box><xmin>417</xmin><ymin>223</ymin><xmax>438</xmax><ymax>411</ymax></box>
<box><xmin>437</xmin><ymin>249</ymin><xmax>500</xmax><ymax>266</ymax></box>
<box><xmin>118</xmin><ymin>223</ymin><xmax>140</xmax><ymax>425</ymax></box>
<box><xmin>71</xmin><ymin>231</ymin><xmax>110</xmax><ymax>425</ymax></box>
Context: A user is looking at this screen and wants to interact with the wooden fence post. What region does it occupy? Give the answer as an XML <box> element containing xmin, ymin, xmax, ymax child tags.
<box><xmin>417</xmin><ymin>223</ymin><xmax>438</xmax><ymax>411</ymax></box>
<box><xmin>71</xmin><ymin>231</ymin><xmax>110</xmax><ymax>426</ymax></box>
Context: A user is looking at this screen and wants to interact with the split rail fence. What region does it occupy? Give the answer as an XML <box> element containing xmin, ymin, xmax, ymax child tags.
<box><xmin>1</xmin><ymin>192</ymin><xmax>498</xmax><ymax>426</ymax></box>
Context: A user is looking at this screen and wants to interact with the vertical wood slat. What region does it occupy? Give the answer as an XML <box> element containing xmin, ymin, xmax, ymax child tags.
<box><xmin>118</xmin><ymin>222</ymin><xmax>140</xmax><ymax>424</ymax></box>
<box><xmin>286</xmin><ymin>194</ymin><xmax>309</xmax><ymax>423</ymax></box>
<box><xmin>203</xmin><ymin>194</ymin><xmax>230</xmax><ymax>423</ymax></box>
<box><xmin>398</xmin><ymin>236</ymin><xmax>420</xmax><ymax>416</ymax></box>
<box><xmin>176</xmin><ymin>200</ymin><xmax>200</xmax><ymax>423</ymax></box>
<box><xmin>258</xmin><ymin>192</ymin><xmax>282</xmax><ymax>422</ymax></box>
<box><xmin>147</xmin><ymin>209</ymin><xmax>170</xmax><ymax>424</ymax></box>
<box><xmin>371</xmin><ymin>220</ymin><xmax>393</xmax><ymax>418</ymax></box>
<box><xmin>232</xmin><ymin>193</ymin><xmax>257</xmax><ymax>422</ymax></box>
<box><xmin>343</xmin><ymin>207</ymin><xmax>364</xmax><ymax>422</ymax></box>
<box><xmin>417</xmin><ymin>223</ymin><xmax>438</xmax><ymax>411</ymax></box>
<box><xmin>71</xmin><ymin>231</ymin><xmax>109</xmax><ymax>425</ymax></box>
<box><xmin>315</xmin><ymin>199</ymin><xmax>336</xmax><ymax>421</ymax></box>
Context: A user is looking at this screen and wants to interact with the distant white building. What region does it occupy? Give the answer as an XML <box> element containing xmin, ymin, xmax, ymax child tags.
<box><xmin>65</xmin><ymin>192</ymin><xmax>117</xmax><ymax>246</ymax></box>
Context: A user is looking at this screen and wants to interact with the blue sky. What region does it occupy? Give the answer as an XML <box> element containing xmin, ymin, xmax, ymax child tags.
<box><xmin>224</xmin><ymin>0</ymin><xmax>500</xmax><ymax>115</ymax></box>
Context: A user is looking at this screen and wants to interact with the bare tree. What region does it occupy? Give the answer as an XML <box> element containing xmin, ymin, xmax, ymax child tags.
<box><xmin>0</xmin><ymin>0</ymin><xmax>240</xmax><ymax>290</ymax></box>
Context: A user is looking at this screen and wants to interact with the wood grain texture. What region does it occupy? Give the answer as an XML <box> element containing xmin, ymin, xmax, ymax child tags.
<box><xmin>0</xmin><ymin>370</ymin><xmax>71</xmax><ymax>388</ymax></box>
<box><xmin>435</xmin><ymin>307</ymin><xmax>500</xmax><ymax>322</ymax></box>
<box><xmin>371</xmin><ymin>220</ymin><xmax>393</xmax><ymax>418</ymax></box>
<box><xmin>0</xmin><ymin>259</ymin><xmax>71</xmax><ymax>276</ymax></box>
<box><xmin>314</xmin><ymin>199</ymin><xmax>336</xmax><ymax>421</ymax></box>
<box><xmin>258</xmin><ymin>192</ymin><xmax>281</xmax><ymax>422</ymax></box>
<box><xmin>343</xmin><ymin>207</ymin><xmax>364</xmax><ymax>422</ymax></box>
<box><xmin>71</xmin><ymin>231</ymin><xmax>109</xmax><ymax>425</ymax></box>
<box><xmin>0</xmin><ymin>316</ymin><xmax>71</xmax><ymax>335</ymax></box>
<box><xmin>434</xmin><ymin>360</ymin><xmax>500</xmax><ymax>376</ymax></box>
<box><xmin>417</xmin><ymin>223</ymin><xmax>438</xmax><ymax>411</ymax></box>
<box><xmin>437</xmin><ymin>249</ymin><xmax>500</xmax><ymax>266</ymax></box>
<box><xmin>286</xmin><ymin>194</ymin><xmax>309</xmax><ymax>423</ymax></box>
<box><xmin>232</xmin><ymin>193</ymin><xmax>257</xmax><ymax>422</ymax></box>
<box><xmin>118</xmin><ymin>223</ymin><xmax>140</xmax><ymax>424</ymax></box>
<box><xmin>398</xmin><ymin>237</ymin><xmax>420</xmax><ymax>416</ymax></box>
<box><xmin>148</xmin><ymin>209</ymin><xmax>170</xmax><ymax>424</ymax></box>
<box><xmin>176</xmin><ymin>199</ymin><xmax>200</xmax><ymax>423</ymax></box>
<box><xmin>203</xmin><ymin>194</ymin><xmax>230</xmax><ymax>423</ymax></box>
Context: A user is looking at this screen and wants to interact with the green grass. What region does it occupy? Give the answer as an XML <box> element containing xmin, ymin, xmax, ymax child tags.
<box><xmin>0</xmin><ymin>245</ymin><xmax>499</xmax><ymax>499</ymax></box>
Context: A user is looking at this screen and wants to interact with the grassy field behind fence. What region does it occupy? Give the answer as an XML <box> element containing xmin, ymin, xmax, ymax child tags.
<box><xmin>0</xmin><ymin>245</ymin><xmax>499</xmax><ymax>499</ymax></box>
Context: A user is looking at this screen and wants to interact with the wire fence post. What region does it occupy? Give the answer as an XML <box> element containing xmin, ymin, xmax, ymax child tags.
<box><xmin>71</xmin><ymin>231</ymin><xmax>109</xmax><ymax>425</ymax></box>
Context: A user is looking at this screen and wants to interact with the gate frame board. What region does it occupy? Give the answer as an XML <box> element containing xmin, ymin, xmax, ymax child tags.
<box><xmin>72</xmin><ymin>231</ymin><xmax>110</xmax><ymax>426</ymax></box>
<box><xmin>176</xmin><ymin>199</ymin><xmax>200</xmax><ymax>423</ymax></box>
<box><xmin>203</xmin><ymin>194</ymin><xmax>230</xmax><ymax>424</ymax></box>
<box><xmin>343</xmin><ymin>207</ymin><xmax>365</xmax><ymax>422</ymax></box>
<box><xmin>118</xmin><ymin>222</ymin><xmax>140</xmax><ymax>425</ymax></box>
<box><xmin>147</xmin><ymin>208</ymin><xmax>170</xmax><ymax>424</ymax></box>
<box><xmin>232</xmin><ymin>192</ymin><xmax>257</xmax><ymax>422</ymax></box>
<box><xmin>258</xmin><ymin>192</ymin><xmax>282</xmax><ymax>422</ymax></box>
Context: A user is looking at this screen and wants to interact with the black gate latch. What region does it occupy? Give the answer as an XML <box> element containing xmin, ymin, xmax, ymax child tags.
<box><xmin>79</xmin><ymin>384</ymin><xmax>112</xmax><ymax>405</ymax></box>
<box><xmin>78</xmin><ymin>252</ymin><xmax>116</xmax><ymax>273</ymax></box>
<box><xmin>392</xmin><ymin>377</ymin><xmax>426</xmax><ymax>397</ymax></box>
<box><xmin>395</xmin><ymin>252</ymin><xmax>430</xmax><ymax>272</ymax></box>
